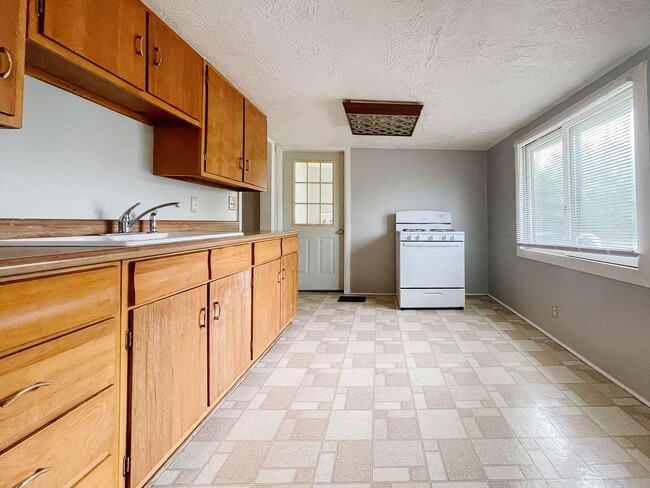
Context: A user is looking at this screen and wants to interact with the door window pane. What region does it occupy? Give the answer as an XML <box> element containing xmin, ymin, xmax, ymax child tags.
<box><xmin>294</xmin><ymin>204</ymin><xmax>307</xmax><ymax>225</ymax></box>
<box><xmin>295</xmin><ymin>183</ymin><xmax>307</xmax><ymax>203</ymax></box>
<box><xmin>293</xmin><ymin>160</ymin><xmax>336</xmax><ymax>226</ymax></box>
<box><xmin>295</xmin><ymin>162</ymin><xmax>307</xmax><ymax>182</ymax></box>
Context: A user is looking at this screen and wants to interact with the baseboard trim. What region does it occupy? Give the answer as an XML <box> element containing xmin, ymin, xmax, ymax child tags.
<box><xmin>488</xmin><ymin>294</ymin><xmax>650</xmax><ymax>408</ymax></box>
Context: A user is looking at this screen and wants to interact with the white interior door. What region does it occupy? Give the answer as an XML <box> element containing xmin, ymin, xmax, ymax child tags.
<box><xmin>283</xmin><ymin>151</ymin><xmax>343</xmax><ymax>290</ymax></box>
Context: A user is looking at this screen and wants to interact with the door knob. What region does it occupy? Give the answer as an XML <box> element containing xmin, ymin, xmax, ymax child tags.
<box><xmin>336</xmin><ymin>229</ymin><xmax>344</xmax><ymax>235</ymax></box>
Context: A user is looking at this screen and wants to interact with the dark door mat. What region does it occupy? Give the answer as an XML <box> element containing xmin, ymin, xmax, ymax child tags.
<box><xmin>338</xmin><ymin>296</ymin><xmax>366</xmax><ymax>303</ymax></box>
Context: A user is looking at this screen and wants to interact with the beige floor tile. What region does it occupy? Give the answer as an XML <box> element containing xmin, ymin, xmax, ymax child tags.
<box><xmin>333</xmin><ymin>441</ymin><xmax>373</xmax><ymax>482</ymax></box>
<box><xmin>339</xmin><ymin>368</ymin><xmax>376</xmax><ymax>386</ymax></box>
<box><xmin>474</xmin><ymin>367</ymin><xmax>516</xmax><ymax>385</ymax></box>
<box><xmin>374</xmin><ymin>440</ymin><xmax>426</xmax><ymax>466</ymax></box>
<box><xmin>501</xmin><ymin>408</ymin><xmax>562</xmax><ymax>437</ymax></box>
<box><xmin>226</xmin><ymin>410</ymin><xmax>286</xmax><ymax>440</ymax></box>
<box><xmin>472</xmin><ymin>439</ymin><xmax>533</xmax><ymax>465</ymax></box>
<box><xmin>438</xmin><ymin>438</ymin><xmax>486</xmax><ymax>480</ymax></box>
<box><xmin>263</xmin><ymin>441</ymin><xmax>321</xmax><ymax>468</ymax></box>
<box><xmin>388</xmin><ymin>417</ymin><xmax>422</xmax><ymax>440</ymax></box>
<box><xmin>409</xmin><ymin>368</ymin><xmax>446</xmax><ymax>386</ymax></box>
<box><xmin>538</xmin><ymin>366</ymin><xmax>585</xmax><ymax>384</ymax></box>
<box><xmin>583</xmin><ymin>407</ymin><xmax>650</xmax><ymax>436</ymax></box>
<box><xmin>213</xmin><ymin>441</ymin><xmax>271</xmax><ymax>484</ymax></box>
<box><xmin>326</xmin><ymin>410</ymin><xmax>373</xmax><ymax>439</ymax></box>
<box><xmin>418</xmin><ymin>410</ymin><xmax>467</xmax><ymax>438</ymax></box>
<box><xmin>291</xmin><ymin>417</ymin><xmax>328</xmax><ymax>440</ymax></box>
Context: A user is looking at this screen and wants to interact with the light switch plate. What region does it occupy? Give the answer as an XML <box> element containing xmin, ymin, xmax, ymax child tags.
<box><xmin>190</xmin><ymin>196</ymin><xmax>198</xmax><ymax>213</ymax></box>
<box><xmin>228</xmin><ymin>196</ymin><xmax>236</xmax><ymax>211</ymax></box>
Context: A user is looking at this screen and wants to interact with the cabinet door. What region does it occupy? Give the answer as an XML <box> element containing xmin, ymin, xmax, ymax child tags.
<box><xmin>148</xmin><ymin>14</ymin><xmax>203</xmax><ymax>120</ymax></box>
<box><xmin>281</xmin><ymin>252</ymin><xmax>299</xmax><ymax>329</ymax></box>
<box><xmin>243</xmin><ymin>99</ymin><xmax>268</xmax><ymax>188</ymax></box>
<box><xmin>0</xmin><ymin>0</ymin><xmax>26</xmax><ymax>127</ymax></box>
<box><xmin>209</xmin><ymin>270</ymin><xmax>251</xmax><ymax>405</ymax></box>
<box><xmin>39</xmin><ymin>0</ymin><xmax>147</xmax><ymax>90</ymax></box>
<box><xmin>129</xmin><ymin>286</ymin><xmax>208</xmax><ymax>488</ymax></box>
<box><xmin>252</xmin><ymin>259</ymin><xmax>281</xmax><ymax>360</ymax></box>
<box><xmin>205</xmin><ymin>65</ymin><xmax>244</xmax><ymax>182</ymax></box>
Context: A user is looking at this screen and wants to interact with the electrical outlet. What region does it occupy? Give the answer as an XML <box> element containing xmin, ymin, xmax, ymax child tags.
<box><xmin>190</xmin><ymin>196</ymin><xmax>198</xmax><ymax>213</ymax></box>
<box><xmin>228</xmin><ymin>196</ymin><xmax>236</xmax><ymax>211</ymax></box>
<box><xmin>551</xmin><ymin>305</ymin><xmax>559</xmax><ymax>319</ymax></box>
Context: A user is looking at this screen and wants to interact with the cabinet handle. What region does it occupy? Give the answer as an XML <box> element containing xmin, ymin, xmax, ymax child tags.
<box><xmin>134</xmin><ymin>35</ymin><xmax>144</xmax><ymax>56</ymax></box>
<box><xmin>213</xmin><ymin>301</ymin><xmax>221</xmax><ymax>321</ymax></box>
<box><xmin>282</xmin><ymin>268</ymin><xmax>286</xmax><ymax>280</ymax></box>
<box><xmin>14</xmin><ymin>467</ymin><xmax>51</xmax><ymax>488</ymax></box>
<box><xmin>153</xmin><ymin>47</ymin><xmax>163</xmax><ymax>66</ymax></box>
<box><xmin>199</xmin><ymin>307</ymin><xmax>207</xmax><ymax>328</ymax></box>
<box><xmin>245</xmin><ymin>159</ymin><xmax>251</xmax><ymax>171</ymax></box>
<box><xmin>277</xmin><ymin>270</ymin><xmax>282</xmax><ymax>283</ymax></box>
<box><xmin>0</xmin><ymin>47</ymin><xmax>13</xmax><ymax>79</ymax></box>
<box><xmin>238</xmin><ymin>157</ymin><xmax>244</xmax><ymax>170</ymax></box>
<box><xmin>0</xmin><ymin>381</ymin><xmax>51</xmax><ymax>409</ymax></box>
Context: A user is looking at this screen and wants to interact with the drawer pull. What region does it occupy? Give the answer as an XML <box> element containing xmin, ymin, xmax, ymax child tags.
<box><xmin>213</xmin><ymin>301</ymin><xmax>221</xmax><ymax>321</ymax></box>
<box><xmin>1</xmin><ymin>381</ymin><xmax>51</xmax><ymax>409</ymax></box>
<box><xmin>134</xmin><ymin>35</ymin><xmax>144</xmax><ymax>56</ymax></box>
<box><xmin>153</xmin><ymin>47</ymin><xmax>163</xmax><ymax>66</ymax></box>
<box><xmin>0</xmin><ymin>47</ymin><xmax>13</xmax><ymax>79</ymax></box>
<box><xmin>14</xmin><ymin>467</ymin><xmax>52</xmax><ymax>488</ymax></box>
<box><xmin>199</xmin><ymin>307</ymin><xmax>207</xmax><ymax>328</ymax></box>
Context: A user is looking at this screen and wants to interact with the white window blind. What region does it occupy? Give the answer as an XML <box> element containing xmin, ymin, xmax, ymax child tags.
<box><xmin>516</xmin><ymin>83</ymin><xmax>638</xmax><ymax>262</ymax></box>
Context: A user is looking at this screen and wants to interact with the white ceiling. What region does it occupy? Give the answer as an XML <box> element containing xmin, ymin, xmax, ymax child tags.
<box><xmin>142</xmin><ymin>0</ymin><xmax>650</xmax><ymax>151</ymax></box>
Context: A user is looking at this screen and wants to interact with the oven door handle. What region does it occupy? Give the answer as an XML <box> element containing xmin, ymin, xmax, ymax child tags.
<box><xmin>401</xmin><ymin>242</ymin><xmax>462</xmax><ymax>247</ymax></box>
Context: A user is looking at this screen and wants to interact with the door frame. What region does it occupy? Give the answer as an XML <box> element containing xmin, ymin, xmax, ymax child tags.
<box><xmin>276</xmin><ymin>146</ymin><xmax>351</xmax><ymax>294</ymax></box>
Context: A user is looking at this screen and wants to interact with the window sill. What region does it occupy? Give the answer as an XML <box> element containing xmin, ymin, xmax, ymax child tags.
<box><xmin>517</xmin><ymin>246</ymin><xmax>650</xmax><ymax>288</ymax></box>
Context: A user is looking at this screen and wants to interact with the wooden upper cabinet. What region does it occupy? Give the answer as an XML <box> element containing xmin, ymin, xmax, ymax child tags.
<box><xmin>205</xmin><ymin>65</ymin><xmax>244</xmax><ymax>182</ymax></box>
<box><xmin>243</xmin><ymin>99</ymin><xmax>268</xmax><ymax>189</ymax></box>
<box><xmin>38</xmin><ymin>0</ymin><xmax>147</xmax><ymax>90</ymax></box>
<box><xmin>148</xmin><ymin>14</ymin><xmax>203</xmax><ymax>121</ymax></box>
<box><xmin>0</xmin><ymin>0</ymin><xmax>26</xmax><ymax>128</ymax></box>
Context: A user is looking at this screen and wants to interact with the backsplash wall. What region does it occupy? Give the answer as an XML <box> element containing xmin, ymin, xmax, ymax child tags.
<box><xmin>0</xmin><ymin>77</ymin><xmax>237</xmax><ymax>222</ymax></box>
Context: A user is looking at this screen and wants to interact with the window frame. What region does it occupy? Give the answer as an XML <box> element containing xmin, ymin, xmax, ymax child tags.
<box><xmin>514</xmin><ymin>62</ymin><xmax>650</xmax><ymax>288</ymax></box>
<box><xmin>291</xmin><ymin>159</ymin><xmax>336</xmax><ymax>227</ymax></box>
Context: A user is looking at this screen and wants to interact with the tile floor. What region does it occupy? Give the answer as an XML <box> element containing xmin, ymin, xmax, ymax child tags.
<box><xmin>148</xmin><ymin>293</ymin><xmax>650</xmax><ymax>488</ymax></box>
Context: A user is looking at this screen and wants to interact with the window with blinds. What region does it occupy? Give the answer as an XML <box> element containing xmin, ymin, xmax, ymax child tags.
<box><xmin>516</xmin><ymin>83</ymin><xmax>638</xmax><ymax>267</ymax></box>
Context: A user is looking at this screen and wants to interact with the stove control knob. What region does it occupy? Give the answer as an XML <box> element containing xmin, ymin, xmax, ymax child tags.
<box><xmin>450</xmin><ymin>235</ymin><xmax>455</xmax><ymax>241</ymax></box>
<box><xmin>442</xmin><ymin>235</ymin><xmax>447</xmax><ymax>241</ymax></box>
<box><xmin>428</xmin><ymin>236</ymin><xmax>433</xmax><ymax>241</ymax></box>
<box><xmin>415</xmin><ymin>236</ymin><xmax>420</xmax><ymax>241</ymax></box>
<box><xmin>406</xmin><ymin>235</ymin><xmax>411</xmax><ymax>241</ymax></box>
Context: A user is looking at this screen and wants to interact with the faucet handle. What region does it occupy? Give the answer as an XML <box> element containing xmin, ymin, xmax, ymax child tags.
<box><xmin>119</xmin><ymin>201</ymin><xmax>141</xmax><ymax>221</ymax></box>
<box><xmin>148</xmin><ymin>210</ymin><xmax>159</xmax><ymax>234</ymax></box>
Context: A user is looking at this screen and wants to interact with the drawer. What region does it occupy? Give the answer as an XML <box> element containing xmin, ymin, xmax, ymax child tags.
<box><xmin>0</xmin><ymin>265</ymin><xmax>119</xmax><ymax>355</ymax></box>
<box><xmin>253</xmin><ymin>239</ymin><xmax>281</xmax><ymax>265</ymax></box>
<box><xmin>130</xmin><ymin>251</ymin><xmax>209</xmax><ymax>305</ymax></box>
<box><xmin>210</xmin><ymin>244</ymin><xmax>251</xmax><ymax>280</ymax></box>
<box><xmin>282</xmin><ymin>236</ymin><xmax>298</xmax><ymax>255</ymax></box>
<box><xmin>73</xmin><ymin>455</ymin><xmax>116</xmax><ymax>487</ymax></box>
<box><xmin>0</xmin><ymin>386</ymin><xmax>116</xmax><ymax>488</ymax></box>
<box><xmin>398</xmin><ymin>288</ymin><xmax>465</xmax><ymax>309</ymax></box>
<box><xmin>0</xmin><ymin>319</ymin><xmax>116</xmax><ymax>452</ymax></box>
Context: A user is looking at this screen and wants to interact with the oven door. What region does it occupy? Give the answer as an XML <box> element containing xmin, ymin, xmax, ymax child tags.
<box><xmin>399</xmin><ymin>241</ymin><xmax>465</xmax><ymax>288</ymax></box>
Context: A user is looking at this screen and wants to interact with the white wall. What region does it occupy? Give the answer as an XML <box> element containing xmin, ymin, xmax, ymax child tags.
<box><xmin>350</xmin><ymin>148</ymin><xmax>488</xmax><ymax>294</ymax></box>
<box><xmin>0</xmin><ymin>77</ymin><xmax>237</xmax><ymax>221</ymax></box>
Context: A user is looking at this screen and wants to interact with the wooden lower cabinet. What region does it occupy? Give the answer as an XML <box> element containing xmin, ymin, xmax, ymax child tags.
<box><xmin>0</xmin><ymin>387</ymin><xmax>116</xmax><ymax>488</ymax></box>
<box><xmin>281</xmin><ymin>252</ymin><xmax>299</xmax><ymax>329</ymax></box>
<box><xmin>208</xmin><ymin>270</ymin><xmax>252</xmax><ymax>405</ymax></box>
<box><xmin>129</xmin><ymin>285</ymin><xmax>208</xmax><ymax>488</ymax></box>
<box><xmin>252</xmin><ymin>259</ymin><xmax>282</xmax><ymax>360</ymax></box>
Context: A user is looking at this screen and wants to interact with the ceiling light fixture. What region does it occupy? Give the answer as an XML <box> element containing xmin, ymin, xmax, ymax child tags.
<box><xmin>342</xmin><ymin>100</ymin><xmax>424</xmax><ymax>137</ymax></box>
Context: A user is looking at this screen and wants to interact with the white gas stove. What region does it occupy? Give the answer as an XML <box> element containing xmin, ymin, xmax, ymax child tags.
<box><xmin>396</xmin><ymin>210</ymin><xmax>465</xmax><ymax>309</ymax></box>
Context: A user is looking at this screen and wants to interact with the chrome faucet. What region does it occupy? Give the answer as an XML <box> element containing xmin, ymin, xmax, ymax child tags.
<box><xmin>118</xmin><ymin>201</ymin><xmax>181</xmax><ymax>233</ymax></box>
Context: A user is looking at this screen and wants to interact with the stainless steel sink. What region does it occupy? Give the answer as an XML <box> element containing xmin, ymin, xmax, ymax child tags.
<box><xmin>0</xmin><ymin>231</ymin><xmax>245</xmax><ymax>247</ymax></box>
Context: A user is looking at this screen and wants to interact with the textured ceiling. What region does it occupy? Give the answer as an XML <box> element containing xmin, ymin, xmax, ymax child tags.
<box><xmin>142</xmin><ymin>0</ymin><xmax>650</xmax><ymax>150</ymax></box>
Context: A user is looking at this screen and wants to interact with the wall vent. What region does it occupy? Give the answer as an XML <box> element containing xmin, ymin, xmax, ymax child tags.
<box><xmin>342</xmin><ymin>100</ymin><xmax>423</xmax><ymax>137</ymax></box>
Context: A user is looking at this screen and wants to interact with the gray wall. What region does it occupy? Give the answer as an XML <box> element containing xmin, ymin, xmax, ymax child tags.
<box><xmin>350</xmin><ymin>148</ymin><xmax>488</xmax><ymax>294</ymax></box>
<box><xmin>487</xmin><ymin>46</ymin><xmax>650</xmax><ymax>401</ymax></box>
<box><xmin>0</xmin><ymin>77</ymin><xmax>237</xmax><ymax>221</ymax></box>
